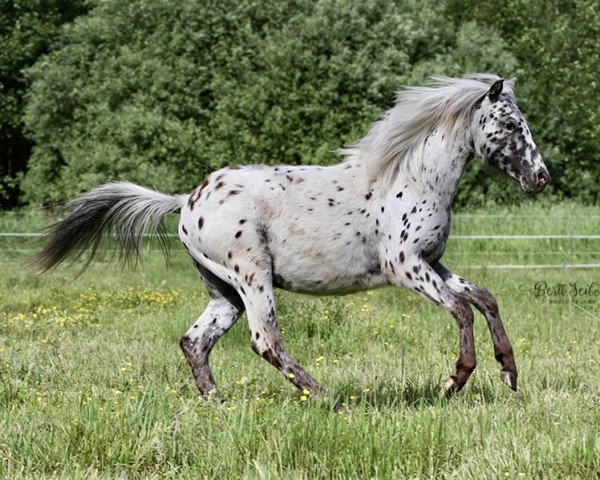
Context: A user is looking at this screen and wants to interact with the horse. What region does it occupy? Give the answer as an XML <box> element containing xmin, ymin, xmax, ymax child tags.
<box><xmin>33</xmin><ymin>75</ymin><xmax>550</xmax><ymax>403</ymax></box>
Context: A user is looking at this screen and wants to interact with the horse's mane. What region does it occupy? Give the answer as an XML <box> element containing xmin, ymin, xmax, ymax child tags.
<box><xmin>339</xmin><ymin>74</ymin><xmax>515</xmax><ymax>192</ymax></box>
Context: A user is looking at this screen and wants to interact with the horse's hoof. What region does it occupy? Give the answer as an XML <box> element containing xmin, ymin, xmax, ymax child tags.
<box><xmin>501</xmin><ymin>371</ymin><xmax>517</xmax><ymax>391</ymax></box>
<box><xmin>443</xmin><ymin>376</ymin><xmax>460</xmax><ymax>394</ymax></box>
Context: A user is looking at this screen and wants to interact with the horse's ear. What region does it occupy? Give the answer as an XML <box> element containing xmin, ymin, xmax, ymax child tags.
<box><xmin>488</xmin><ymin>79</ymin><xmax>504</xmax><ymax>102</ymax></box>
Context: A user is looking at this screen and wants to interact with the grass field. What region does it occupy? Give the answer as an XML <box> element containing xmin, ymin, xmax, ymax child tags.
<box><xmin>1</xmin><ymin>203</ymin><xmax>599</xmax><ymax>479</ymax></box>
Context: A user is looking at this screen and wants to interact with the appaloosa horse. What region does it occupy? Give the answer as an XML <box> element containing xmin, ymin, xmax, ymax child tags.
<box><xmin>34</xmin><ymin>75</ymin><xmax>550</xmax><ymax>401</ymax></box>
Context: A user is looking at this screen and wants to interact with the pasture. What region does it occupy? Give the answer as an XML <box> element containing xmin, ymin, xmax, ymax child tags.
<box><xmin>1</xmin><ymin>203</ymin><xmax>599</xmax><ymax>479</ymax></box>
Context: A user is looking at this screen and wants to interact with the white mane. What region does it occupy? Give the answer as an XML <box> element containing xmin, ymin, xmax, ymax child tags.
<box><xmin>340</xmin><ymin>74</ymin><xmax>515</xmax><ymax>191</ymax></box>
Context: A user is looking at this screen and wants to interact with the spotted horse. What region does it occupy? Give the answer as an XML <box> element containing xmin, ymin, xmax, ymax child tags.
<box><xmin>34</xmin><ymin>75</ymin><xmax>550</xmax><ymax>406</ymax></box>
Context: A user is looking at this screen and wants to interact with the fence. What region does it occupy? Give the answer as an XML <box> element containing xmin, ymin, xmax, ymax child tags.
<box><xmin>1</xmin><ymin>232</ymin><xmax>599</xmax><ymax>269</ymax></box>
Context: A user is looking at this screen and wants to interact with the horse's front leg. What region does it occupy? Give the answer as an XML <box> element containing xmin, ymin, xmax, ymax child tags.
<box><xmin>432</xmin><ymin>262</ymin><xmax>517</xmax><ymax>391</ymax></box>
<box><xmin>392</xmin><ymin>257</ymin><xmax>476</xmax><ymax>392</ymax></box>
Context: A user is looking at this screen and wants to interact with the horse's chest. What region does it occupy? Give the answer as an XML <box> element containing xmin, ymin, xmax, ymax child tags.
<box><xmin>420</xmin><ymin>220</ymin><xmax>451</xmax><ymax>264</ymax></box>
<box><xmin>391</xmin><ymin>209</ymin><xmax>451</xmax><ymax>264</ymax></box>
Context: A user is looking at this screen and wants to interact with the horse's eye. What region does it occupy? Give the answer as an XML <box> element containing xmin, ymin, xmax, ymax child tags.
<box><xmin>505</xmin><ymin>121</ymin><xmax>517</xmax><ymax>131</ymax></box>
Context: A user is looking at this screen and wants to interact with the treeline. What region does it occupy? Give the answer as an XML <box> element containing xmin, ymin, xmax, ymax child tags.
<box><xmin>1</xmin><ymin>0</ymin><xmax>598</xmax><ymax>208</ymax></box>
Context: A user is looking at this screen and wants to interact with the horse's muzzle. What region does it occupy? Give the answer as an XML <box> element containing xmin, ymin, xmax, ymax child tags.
<box><xmin>522</xmin><ymin>168</ymin><xmax>550</xmax><ymax>193</ymax></box>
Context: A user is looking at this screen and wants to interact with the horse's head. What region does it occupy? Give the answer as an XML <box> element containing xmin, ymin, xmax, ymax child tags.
<box><xmin>471</xmin><ymin>79</ymin><xmax>550</xmax><ymax>193</ymax></box>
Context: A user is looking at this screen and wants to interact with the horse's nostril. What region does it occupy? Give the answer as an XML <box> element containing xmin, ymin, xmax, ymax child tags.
<box><xmin>537</xmin><ymin>170</ymin><xmax>549</xmax><ymax>186</ymax></box>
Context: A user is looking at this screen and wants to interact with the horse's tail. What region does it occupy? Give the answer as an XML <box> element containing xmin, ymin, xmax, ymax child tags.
<box><xmin>31</xmin><ymin>181</ymin><xmax>187</xmax><ymax>273</ymax></box>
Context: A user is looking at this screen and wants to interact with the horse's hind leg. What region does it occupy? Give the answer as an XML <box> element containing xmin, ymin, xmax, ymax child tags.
<box><xmin>240</xmin><ymin>273</ymin><xmax>326</xmax><ymax>396</ymax></box>
<box><xmin>180</xmin><ymin>262</ymin><xmax>245</xmax><ymax>396</ymax></box>
<box><xmin>432</xmin><ymin>262</ymin><xmax>517</xmax><ymax>391</ymax></box>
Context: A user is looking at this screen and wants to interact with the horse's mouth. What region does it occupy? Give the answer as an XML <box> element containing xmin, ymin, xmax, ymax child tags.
<box><xmin>520</xmin><ymin>178</ymin><xmax>548</xmax><ymax>194</ymax></box>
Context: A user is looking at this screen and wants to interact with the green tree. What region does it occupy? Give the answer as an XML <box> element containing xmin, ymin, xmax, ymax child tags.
<box><xmin>22</xmin><ymin>0</ymin><xmax>518</xmax><ymax>206</ymax></box>
<box><xmin>0</xmin><ymin>0</ymin><xmax>87</xmax><ymax>208</ymax></box>
<box><xmin>446</xmin><ymin>0</ymin><xmax>600</xmax><ymax>203</ymax></box>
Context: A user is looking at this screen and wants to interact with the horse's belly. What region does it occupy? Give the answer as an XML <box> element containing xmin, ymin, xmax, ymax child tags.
<box><xmin>270</xmin><ymin>243</ymin><xmax>386</xmax><ymax>294</ymax></box>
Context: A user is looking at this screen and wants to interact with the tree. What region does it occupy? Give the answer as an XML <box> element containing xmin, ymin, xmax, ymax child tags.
<box><xmin>22</xmin><ymin>0</ymin><xmax>518</xmax><ymax>206</ymax></box>
<box><xmin>0</xmin><ymin>0</ymin><xmax>87</xmax><ymax>208</ymax></box>
<box><xmin>446</xmin><ymin>0</ymin><xmax>600</xmax><ymax>203</ymax></box>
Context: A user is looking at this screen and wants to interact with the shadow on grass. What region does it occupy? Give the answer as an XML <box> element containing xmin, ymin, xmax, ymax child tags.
<box><xmin>329</xmin><ymin>376</ymin><xmax>507</xmax><ymax>411</ymax></box>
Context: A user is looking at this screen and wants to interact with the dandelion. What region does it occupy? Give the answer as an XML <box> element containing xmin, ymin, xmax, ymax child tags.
<box><xmin>303</xmin><ymin>389</ymin><xmax>310</xmax><ymax>396</ymax></box>
<box><xmin>300</xmin><ymin>395</ymin><xmax>308</xmax><ymax>401</ymax></box>
<box><xmin>363</xmin><ymin>388</ymin><xmax>371</xmax><ymax>394</ymax></box>
<box><xmin>350</xmin><ymin>395</ymin><xmax>356</xmax><ymax>401</ymax></box>
<box><xmin>332</xmin><ymin>359</ymin><xmax>339</xmax><ymax>364</ymax></box>
<box><xmin>288</xmin><ymin>373</ymin><xmax>295</xmax><ymax>379</ymax></box>
<box><xmin>504</xmin><ymin>472</ymin><xmax>511</xmax><ymax>478</ymax></box>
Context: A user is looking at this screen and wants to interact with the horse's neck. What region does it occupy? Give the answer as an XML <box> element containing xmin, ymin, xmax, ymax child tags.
<box><xmin>390</xmin><ymin>128</ymin><xmax>472</xmax><ymax>205</ymax></box>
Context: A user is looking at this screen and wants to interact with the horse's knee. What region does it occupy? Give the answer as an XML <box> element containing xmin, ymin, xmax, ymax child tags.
<box><xmin>450</xmin><ymin>297</ymin><xmax>474</xmax><ymax>324</ymax></box>
<box><xmin>468</xmin><ymin>285</ymin><xmax>499</xmax><ymax>316</ymax></box>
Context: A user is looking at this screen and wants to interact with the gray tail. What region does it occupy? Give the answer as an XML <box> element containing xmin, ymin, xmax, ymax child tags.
<box><xmin>31</xmin><ymin>182</ymin><xmax>186</xmax><ymax>272</ymax></box>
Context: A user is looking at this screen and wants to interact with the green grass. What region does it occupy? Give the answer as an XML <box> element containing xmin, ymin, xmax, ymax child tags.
<box><xmin>1</xmin><ymin>204</ymin><xmax>599</xmax><ymax>479</ymax></box>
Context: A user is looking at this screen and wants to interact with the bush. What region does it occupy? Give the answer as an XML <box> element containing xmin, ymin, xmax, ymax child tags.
<box><xmin>22</xmin><ymin>0</ymin><xmax>518</xmax><ymax>206</ymax></box>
